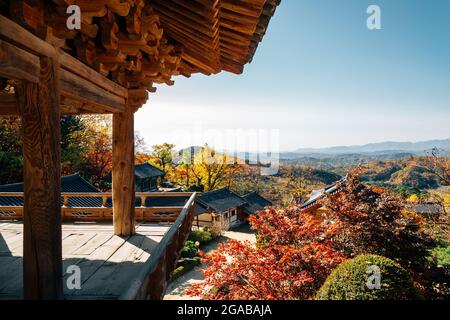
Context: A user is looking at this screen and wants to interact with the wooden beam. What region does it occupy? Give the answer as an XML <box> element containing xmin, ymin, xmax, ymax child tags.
<box><xmin>112</xmin><ymin>106</ymin><xmax>136</xmax><ymax>236</ymax></box>
<box><xmin>0</xmin><ymin>14</ymin><xmax>57</xmax><ymax>59</ymax></box>
<box><xmin>0</xmin><ymin>93</ymin><xmax>120</xmax><ymax>115</ymax></box>
<box><xmin>0</xmin><ymin>92</ymin><xmax>18</xmax><ymax>115</ymax></box>
<box><xmin>0</xmin><ymin>80</ymin><xmax>126</xmax><ymax>115</ymax></box>
<box><xmin>59</xmin><ymin>52</ymin><xmax>128</xmax><ymax>98</ymax></box>
<box><xmin>60</xmin><ymin>69</ymin><xmax>126</xmax><ymax>113</ymax></box>
<box><xmin>0</xmin><ymin>40</ymin><xmax>40</xmax><ymax>83</ymax></box>
<box><xmin>0</xmin><ymin>14</ymin><xmax>128</xmax><ymax>97</ymax></box>
<box><xmin>16</xmin><ymin>56</ymin><xmax>63</xmax><ymax>299</ymax></box>
<box><xmin>0</xmin><ymin>17</ymin><xmax>128</xmax><ymax>114</ymax></box>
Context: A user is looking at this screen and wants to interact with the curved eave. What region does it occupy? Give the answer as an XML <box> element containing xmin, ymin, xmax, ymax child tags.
<box><xmin>246</xmin><ymin>0</ymin><xmax>281</xmax><ymax>65</ymax></box>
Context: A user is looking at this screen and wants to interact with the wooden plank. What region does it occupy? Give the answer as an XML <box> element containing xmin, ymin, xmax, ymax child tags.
<box><xmin>0</xmin><ymin>230</ymin><xmax>21</xmax><ymax>242</ymax></box>
<box><xmin>100</xmin><ymin>236</ymin><xmax>159</xmax><ymax>296</ymax></box>
<box><xmin>16</xmin><ymin>56</ymin><xmax>63</xmax><ymax>300</ymax></box>
<box><xmin>0</xmin><ymin>256</ymin><xmax>20</xmax><ymax>271</ymax></box>
<box><xmin>0</xmin><ymin>231</ymin><xmax>23</xmax><ymax>255</ymax></box>
<box><xmin>0</xmin><ymin>233</ymin><xmax>14</xmax><ymax>256</ymax></box>
<box><xmin>0</xmin><ymin>222</ymin><xmax>171</xmax><ymax>299</ymax></box>
<box><xmin>0</xmin><ymin>40</ymin><xmax>40</xmax><ymax>82</ymax></box>
<box><xmin>112</xmin><ymin>108</ymin><xmax>136</xmax><ymax>236</ymax></box>
<box><xmin>63</xmin><ymin>233</ymin><xmax>97</xmax><ymax>255</ymax></box>
<box><xmin>72</xmin><ymin>233</ymin><xmax>113</xmax><ymax>256</ymax></box>
<box><xmin>61</xmin><ymin>223</ymin><xmax>115</xmax><ymax>232</ymax></box>
<box><xmin>132</xmin><ymin>235</ymin><xmax>163</xmax><ymax>261</ymax></box>
<box><xmin>0</xmin><ymin>256</ymin><xmax>22</xmax><ymax>296</ymax></box>
<box><xmin>73</xmin><ymin>235</ymin><xmax>145</xmax><ymax>297</ymax></box>
<box><xmin>63</xmin><ymin>234</ymin><xmax>127</xmax><ymax>297</ymax></box>
<box><xmin>135</xmin><ymin>224</ymin><xmax>170</xmax><ymax>236</ymax></box>
<box><xmin>0</xmin><ymin>222</ymin><xmax>22</xmax><ymax>231</ymax></box>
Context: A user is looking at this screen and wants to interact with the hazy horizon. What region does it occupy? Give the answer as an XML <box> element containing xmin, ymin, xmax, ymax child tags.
<box><xmin>135</xmin><ymin>0</ymin><xmax>450</xmax><ymax>151</ymax></box>
<box><xmin>137</xmin><ymin>137</ymin><xmax>450</xmax><ymax>154</ymax></box>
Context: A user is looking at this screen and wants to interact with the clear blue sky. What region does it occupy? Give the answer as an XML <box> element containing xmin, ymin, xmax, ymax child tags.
<box><xmin>135</xmin><ymin>0</ymin><xmax>450</xmax><ymax>151</ymax></box>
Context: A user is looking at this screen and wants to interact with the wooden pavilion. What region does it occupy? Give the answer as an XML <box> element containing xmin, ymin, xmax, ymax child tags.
<box><xmin>0</xmin><ymin>0</ymin><xmax>280</xmax><ymax>299</ymax></box>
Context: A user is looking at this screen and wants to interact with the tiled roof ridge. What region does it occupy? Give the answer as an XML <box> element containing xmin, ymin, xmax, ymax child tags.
<box><xmin>300</xmin><ymin>176</ymin><xmax>348</xmax><ymax>209</ymax></box>
<box><xmin>0</xmin><ymin>173</ymin><xmax>84</xmax><ymax>189</ymax></box>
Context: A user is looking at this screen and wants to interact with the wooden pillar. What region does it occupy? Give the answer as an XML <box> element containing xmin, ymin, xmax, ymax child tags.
<box><xmin>112</xmin><ymin>107</ymin><xmax>136</xmax><ymax>236</ymax></box>
<box><xmin>16</xmin><ymin>56</ymin><xmax>63</xmax><ymax>299</ymax></box>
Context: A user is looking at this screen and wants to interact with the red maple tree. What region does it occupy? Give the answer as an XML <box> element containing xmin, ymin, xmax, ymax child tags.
<box><xmin>188</xmin><ymin>205</ymin><xmax>346</xmax><ymax>300</ymax></box>
<box><xmin>188</xmin><ymin>171</ymin><xmax>438</xmax><ymax>300</ymax></box>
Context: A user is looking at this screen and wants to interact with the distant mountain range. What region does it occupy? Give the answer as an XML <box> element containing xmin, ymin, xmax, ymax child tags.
<box><xmin>173</xmin><ymin>140</ymin><xmax>450</xmax><ymax>167</ymax></box>
<box><xmin>292</xmin><ymin>139</ymin><xmax>450</xmax><ymax>155</ymax></box>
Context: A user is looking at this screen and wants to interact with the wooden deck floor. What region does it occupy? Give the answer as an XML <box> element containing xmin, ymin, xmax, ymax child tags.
<box><xmin>0</xmin><ymin>221</ymin><xmax>170</xmax><ymax>299</ymax></box>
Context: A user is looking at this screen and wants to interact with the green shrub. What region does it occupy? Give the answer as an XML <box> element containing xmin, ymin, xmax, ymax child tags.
<box><xmin>431</xmin><ymin>246</ymin><xmax>450</xmax><ymax>267</ymax></box>
<box><xmin>181</xmin><ymin>240</ymin><xmax>199</xmax><ymax>258</ymax></box>
<box><xmin>189</xmin><ymin>230</ymin><xmax>213</xmax><ymax>244</ymax></box>
<box><xmin>177</xmin><ymin>256</ymin><xmax>201</xmax><ymax>268</ymax></box>
<box><xmin>171</xmin><ymin>266</ymin><xmax>185</xmax><ymax>281</ymax></box>
<box><xmin>316</xmin><ymin>254</ymin><xmax>421</xmax><ymax>300</ymax></box>
<box><xmin>170</xmin><ymin>257</ymin><xmax>201</xmax><ymax>281</ymax></box>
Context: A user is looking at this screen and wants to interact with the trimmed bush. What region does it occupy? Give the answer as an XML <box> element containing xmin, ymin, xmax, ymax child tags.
<box><xmin>170</xmin><ymin>266</ymin><xmax>186</xmax><ymax>281</ymax></box>
<box><xmin>170</xmin><ymin>257</ymin><xmax>201</xmax><ymax>281</ymax></box>
<box><xmin>177</xmin><ymin>256</ymin><xmax>201</xmax><ymax>268</ymax></box>
<box><xmin>189</xmin><ymin>230</ymin><xmax>213</xmax><ymax>244</ymax></box>
<box><xmin>181</xmin><ymin>240</ymin><xmax>199</xmax><ymax>258</ymax></box>
<box><xmin>316</xmin><ymin>254</ymin><xmax>421</xmax><ymax>300</ymax></box>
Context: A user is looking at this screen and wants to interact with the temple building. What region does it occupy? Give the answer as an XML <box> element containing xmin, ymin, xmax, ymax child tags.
<box><xmin>134</xmin><ymin>163</ymin><xmax>165</xmax><ymax>192</ymax></box>
<box><xmin>195</xmin><ymin>188</ymin><xmax>272</xmax><ymax>229</ymax></box>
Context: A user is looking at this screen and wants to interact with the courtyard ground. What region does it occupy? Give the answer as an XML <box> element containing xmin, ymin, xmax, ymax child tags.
<box><xmin>163</xmin><ymin>223</ymin><xmax>256</xmax><ymax>300</ymax></box>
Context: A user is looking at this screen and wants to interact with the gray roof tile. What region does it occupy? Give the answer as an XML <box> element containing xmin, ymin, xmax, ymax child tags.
<box><xmin>197</xmin><ymin>188</ymin><xmax>247</xmax><ymax>213</ymax></box>
<box><xmin>242</xmin><ymin>192</ymin><xmax>272</xmax><ymax>214</ymax></box>
<box><xmin>135</xmin><ymin>163</ymin><xmax>165</xmax><ymax>179</ymax></box>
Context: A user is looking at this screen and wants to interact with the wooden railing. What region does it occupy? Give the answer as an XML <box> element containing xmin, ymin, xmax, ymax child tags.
<box><xmin>0</xmin><ymin>192</ymin><xmax>195</xmax><ymax>223</ymax></box>
<box><xmin>120</xmin><ymin>192</ymin><xmax>198</xmax><ymax>300</ymax></box>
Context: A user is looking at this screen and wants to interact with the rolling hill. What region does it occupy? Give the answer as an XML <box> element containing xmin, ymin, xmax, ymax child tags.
<box><xmin>293</xmin><ymin>139</ymin><xmax>450</xmax><ymax>155</ymax></box>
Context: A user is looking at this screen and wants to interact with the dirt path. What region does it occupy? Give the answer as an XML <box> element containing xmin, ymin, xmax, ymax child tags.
<box><xmin>163</xmin><ymin>224</ymin><xmax>255</xmax><ymax>300</ymax></box>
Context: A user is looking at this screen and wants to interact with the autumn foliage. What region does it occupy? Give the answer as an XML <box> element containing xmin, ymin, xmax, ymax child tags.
<box><xmin>190</xmin><ymin>239</ymin><xmax>345</xmax><ymax>300</ymax></box>
<box><xmin>188</xmin><ymin>201</ymin><xmax>347</xmax><ymax>299</ymax></box>
<box><xmin>188</xmin><ymin>171</ymin><xmax>442</xmax><ymax>300</ymax></box>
